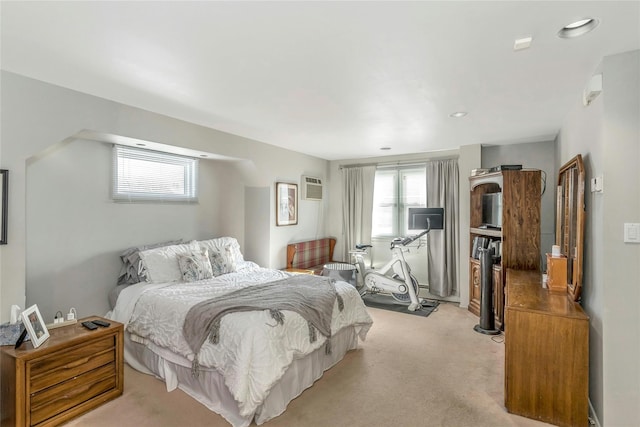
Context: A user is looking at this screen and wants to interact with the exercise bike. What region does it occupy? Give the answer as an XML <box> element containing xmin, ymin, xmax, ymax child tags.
<box><xmin>350</xmin><ymin>220</ymin><xmax>432</xmax><ymax>312</ymax></box>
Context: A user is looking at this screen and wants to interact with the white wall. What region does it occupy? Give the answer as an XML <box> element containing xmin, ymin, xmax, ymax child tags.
<box><xmin>557</xmin><ymin>50</ymin><xmax>639</xmax><ymax>427</ymax></box>
<box><xmin>0</xmin><ymin>71</ymin><xmax>329</xmax><ymax>322</ymax></box>
<box><xmin>25</xmin><ymin>139</ymin><xmax>223</xmax><ymax>319</ymax></box>
<box><xmin>599</xmin><ymin>50</ymin><xmax>640</xmax><ymax>427</ymax></box>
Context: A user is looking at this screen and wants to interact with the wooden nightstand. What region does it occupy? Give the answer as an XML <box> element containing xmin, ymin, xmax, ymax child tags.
<box><xmin>0</xmin><ymin>316</ymin><xmax>124</xmax><ymax>427</ymax></box>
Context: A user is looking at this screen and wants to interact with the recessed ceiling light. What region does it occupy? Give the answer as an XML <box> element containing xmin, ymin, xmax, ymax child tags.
<box><xmin>558</xmin><ymin>17</ymin><xmax>600</xmax><ymax>38</ymax></box>
<box><xmin>380</xmin><ymin>147</ymin><xmax>391</xmax><ymax>151</ymax></box>
<box><xmin>449</xmin><ymin>111</ymin><xmax>468</xmax><ymax>118</ymax></box>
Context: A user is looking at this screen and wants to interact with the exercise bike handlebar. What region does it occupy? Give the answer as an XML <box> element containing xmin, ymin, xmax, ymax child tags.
<box><xmin>393</xmin><ymin>218</ymin><xmax>432</xmax><ymax>248</ymax></box>
<box><xmin>353</xmin><ymin>219</ymin><xmax>432</xmax><ymax>251</ymax></box>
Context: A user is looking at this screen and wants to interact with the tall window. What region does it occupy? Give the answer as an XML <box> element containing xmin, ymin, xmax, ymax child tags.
<box><xmin>112</xmin><ymin>145</ymin><xmax>198</xmax><ymax>202</ymax></box>
<box><xmin>371</xmin><ymin>166</ymin><xmax>426</xmax><ymax>237</ymax></box>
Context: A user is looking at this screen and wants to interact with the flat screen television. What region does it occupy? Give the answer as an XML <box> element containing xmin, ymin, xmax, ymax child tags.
<box><xmin>408</xmin><ymin>207</ymin><xmax>444</xmax><ymax>230</ymax></box>
<box><xmin>481</xmin><ymin>192</ymin><xmax>502</xmax><ymax>229</ymax></box>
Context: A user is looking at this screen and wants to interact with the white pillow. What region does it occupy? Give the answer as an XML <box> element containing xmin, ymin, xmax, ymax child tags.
<box><xmin>198</xmin><ymin>237</ymin><xmax>245</xmax><ymax>271</ymax></box>
<box><xmin>139</xmin><ymin>240</ymin><xmax>200</xmax><ymax>283</ymax></box>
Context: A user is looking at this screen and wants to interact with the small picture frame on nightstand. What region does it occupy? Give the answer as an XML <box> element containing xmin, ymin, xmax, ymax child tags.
<box><xmin>21</xmin><ymin>304</ymin><xmax>49</xmax><ymax>348</ymax></box>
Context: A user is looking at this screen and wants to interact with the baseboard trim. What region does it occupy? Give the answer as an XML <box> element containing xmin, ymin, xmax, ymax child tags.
<box><xmin>588</xmin><ymin>399</ymin><xmax>601</xmax><ymax>427</ymax></box>
<box><xmin>417</xmin><ymin>288</ymin><xmax>460</xmax><ymax>303</ymax></box>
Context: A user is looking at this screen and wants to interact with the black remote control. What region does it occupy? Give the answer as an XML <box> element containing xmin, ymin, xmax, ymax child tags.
<box><xmin>14</xmin><ymin>327</ymin><xmax>28</xmax><ymax>349</ymax></box>
<box><xmin>81</xmin><ymin>321</ymin><xmax>98</xmax><ymax>330</ymax></box>
<box><xmin>92</xmin><ymin>319</ymin><xmax>110</xmax><ymax>327</ymax></box>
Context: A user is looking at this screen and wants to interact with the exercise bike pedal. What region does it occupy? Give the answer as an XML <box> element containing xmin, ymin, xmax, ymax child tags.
<box><xmin>420</xmin><ymin>300</ymin><xmax>438</xmax><ymax>308</ymax></box>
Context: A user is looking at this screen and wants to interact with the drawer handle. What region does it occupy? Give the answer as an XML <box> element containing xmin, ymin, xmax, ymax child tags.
<box><xmin>58</xmin><ymin>383</ymin><xmax>92</xmax><ymax>402</ymax></box>
<box><xmin>63</xmin><ymin>357</ymin><xmax>91</xmax><ymax>369</ymax></box>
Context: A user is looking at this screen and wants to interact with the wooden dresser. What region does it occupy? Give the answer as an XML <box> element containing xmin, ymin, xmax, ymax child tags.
<box><xmin>504</xmin><ymin>269</ymin><xmax>589</xmax><ymax>427</ymax></box>
<box><xmin>468</xmin><ymin>170</ymin><xmax>541</xmax><ymax>329</ymax></box>
<box><xmin>1</xmin><ymin>316</ymin><xmax>124</xmax><ymax>427</ymax></box>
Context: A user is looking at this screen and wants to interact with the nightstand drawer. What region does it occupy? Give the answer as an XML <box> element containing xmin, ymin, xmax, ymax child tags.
<box><xmin>30</xmin><ymin>364</ymin><xmax>116</xmax><ymax>425</ymax></box>
<box><xmin>30</xmin><ymin>345</ymin><xmax>115</xmax><ymax>393</ymax></box>
<box><xmin>1</xmin><ymin>317</ymin><xmax>123</xmax><ymax>427</ymax></box>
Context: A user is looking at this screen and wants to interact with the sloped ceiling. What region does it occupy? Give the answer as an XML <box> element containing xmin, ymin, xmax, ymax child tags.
<box><xmin>2</xmin><ymin>1</ymin><xmax>639</xmax><ymax>160</ymax></box>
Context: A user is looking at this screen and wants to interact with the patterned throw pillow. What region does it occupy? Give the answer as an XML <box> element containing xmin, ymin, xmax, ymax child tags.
<box><xmin>177</xmin><ymin>249</ymin><xmax>214</xmax><ymax>282</ymax></box>
<box><xmin>198</xmin><ymin>237</ymin><xmax>245</xmax><ymax>265</ymax></box>
<box><xmin>210</xmin><ymin>246</ymin><xmax>237</xmax><ymax>276</ymax></box>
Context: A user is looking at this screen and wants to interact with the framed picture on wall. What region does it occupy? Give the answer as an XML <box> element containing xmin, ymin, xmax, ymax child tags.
<box><xmin>0</xmin><ymin>169</ymin><xmax>7</xmax><ymax>245</ymax></box>
<box><xmin>276</xmin><ymin>182</ymin><xmax>298</xmax><ymax>226</ymax></box>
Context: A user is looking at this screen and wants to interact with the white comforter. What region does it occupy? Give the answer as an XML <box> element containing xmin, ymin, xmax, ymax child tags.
<box><xmin>110</xmin><ymin>265</ymin><xmax>373</xmax><ymax>417</ymax></box>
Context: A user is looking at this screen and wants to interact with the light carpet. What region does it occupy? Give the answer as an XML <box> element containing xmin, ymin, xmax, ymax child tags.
<box><xmin>66</xmin><ymin>303</ymin><xmax>553</xmax><ymax>427</ymax></box>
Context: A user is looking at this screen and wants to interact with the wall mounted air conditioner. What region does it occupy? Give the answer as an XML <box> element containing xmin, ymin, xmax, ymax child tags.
<box><xmin>301</xmin><ymin>176</ymin><xmax>323</xmax><ymax>201</ymax></box>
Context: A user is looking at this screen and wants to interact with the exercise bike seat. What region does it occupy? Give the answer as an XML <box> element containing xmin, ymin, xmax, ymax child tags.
<box><xmin>355</xmin><ymin>244</ymin><xmax>372</xmax><ymax>250</ymax></box>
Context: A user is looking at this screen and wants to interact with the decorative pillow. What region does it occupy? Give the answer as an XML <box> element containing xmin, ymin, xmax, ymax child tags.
<box><xmin>178</xmin><ymin>249</ymin><xmax>214</xmax><ymax>282</ymax></box>
<box><xmin>117</xmin><ymin>239</ymin><xmax>183</xmax><ymax>285</ymax></box>
<box><xmin>198</xmin><ymin>237</ymin><xmax>245</xmax><ymax>275</ymax></box>
<box><xmin>198</xmin><ymin>237</ymin><xmax>245</xmax><ymax>264</ymax></box>
<box><xmin>139</xmin><ymin>240</ymin><xmax>200</xmax><ymax>283</ymax></box>
<box><xmin>209</xmin><ymin>246</ymin><xmax>237</xmax><ymax>276</ymax></box>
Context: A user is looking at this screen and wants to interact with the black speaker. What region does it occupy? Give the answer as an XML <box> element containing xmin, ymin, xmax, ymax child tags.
<box><xmin>474</xmin><ymin>247</ymin><xmax>500</xmax><ymax>335</ymax></box>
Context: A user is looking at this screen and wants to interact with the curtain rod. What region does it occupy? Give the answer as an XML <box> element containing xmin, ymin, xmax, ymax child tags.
<box><xmin>338</xmin><ymin>155</ymin><xmax>459</xmax><ymax>170</ymax></box>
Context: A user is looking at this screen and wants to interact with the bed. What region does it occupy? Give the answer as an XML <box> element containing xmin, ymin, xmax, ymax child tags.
<box><xmin>107</xmin><ymin>237</ymin><xmax>373</xmax><ymax>427</ymax></box>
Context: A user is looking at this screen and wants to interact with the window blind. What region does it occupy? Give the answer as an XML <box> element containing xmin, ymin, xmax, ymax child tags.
<box><xmin>112</xmin><ymin>145</ymin><xmax>198</xmax><ymax>202</ymax></box>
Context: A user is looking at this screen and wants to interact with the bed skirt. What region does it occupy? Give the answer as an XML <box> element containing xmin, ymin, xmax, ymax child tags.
<box><xmin>123</xmin><ymin>326</ymin><xmax>360</xmax><ymax>427</ymax></box>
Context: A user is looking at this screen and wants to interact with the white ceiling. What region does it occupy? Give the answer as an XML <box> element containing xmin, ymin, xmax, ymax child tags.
<box><xmin>2</xmin><ymin>1</ymin><xmax>639</xmax><ymax>160</ymax></box>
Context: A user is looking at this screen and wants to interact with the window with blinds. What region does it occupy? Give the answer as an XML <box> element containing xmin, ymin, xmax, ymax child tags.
<box><xmin>371</xmin><ymin>166</ymin><xmax>426</xmax><ymax>237</ymax></box>
<box><xmin>112</xmin><ymin>145</ymin><xmax>198</xmax><ymax>202</ymax></box>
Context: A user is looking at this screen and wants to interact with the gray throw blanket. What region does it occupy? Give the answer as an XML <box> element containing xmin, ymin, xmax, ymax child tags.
<box><xmin>183</xmin><ymin>274</ymin><xmax>344</xmax><ymax>376</ymax></box>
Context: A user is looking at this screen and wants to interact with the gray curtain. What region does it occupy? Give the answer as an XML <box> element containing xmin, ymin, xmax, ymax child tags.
<box><xmin>341</xmin><ymin>166</ymin><xmax>376</xmax><ymax>261</ymax></box>
<box><xmin>426</xmin><ymin>159</ymin><xmax>459</xmax><ymax>297</ymax></box>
